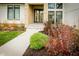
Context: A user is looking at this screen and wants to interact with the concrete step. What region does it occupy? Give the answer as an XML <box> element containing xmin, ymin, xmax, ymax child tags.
<box><xmin>27</xmin><ymin>23</ymin><xmax>44</xmax><ymax>29</ymax></box>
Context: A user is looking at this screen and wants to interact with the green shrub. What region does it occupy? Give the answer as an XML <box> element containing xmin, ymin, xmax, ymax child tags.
<box><xmin>30</xmin><ymin>32</ymin><xmax>48</xmax><ymax>50</ymax></box>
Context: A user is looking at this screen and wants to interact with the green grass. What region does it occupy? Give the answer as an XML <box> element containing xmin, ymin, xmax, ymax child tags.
<box><xmin>0</xmin><ymin>31</ymin><xmax>23</xmax><ymax>46</ymax></box>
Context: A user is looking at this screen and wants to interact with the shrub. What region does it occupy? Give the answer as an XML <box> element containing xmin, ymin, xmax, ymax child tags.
<box><xmin>44</xmin><ymin>23</ymin><xmax>79</xmax><ymax>55</ymax></box>
<box><xmin>0</xmin><ymin>23</ymin><xmax>26</xmax><ymax>31</ymax></box>
<box><xmin>30</xmin><ymin>32</ymin><xmax>48</xmax><ymax>50</ymax></box>
<box><xmin>43</xmin><ymin>21</ymin><xmax>52</xmax><ymax>35</ymax></box>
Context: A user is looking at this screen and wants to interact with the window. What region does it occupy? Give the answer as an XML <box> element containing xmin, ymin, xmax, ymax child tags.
<box><xmin>8</xmin><ymin>5</ymin><xmax>20</xmax><ymax>20</ymax></box>
<box><xmin>56</xmin><ymin>11</ymin><xmax>62</xmax><ymax>24</ymax></box>
<box><xmin>56</xmin><ymin>3</ymin><xmax>63</xmax><ymax>9</ymax></box>
<box><xmin>8</xmin><ymin>5</ymin><xmax>14</xmax><ymax>20</ymax></box>
<box><xmin>48</xmin><ymin>3</ymin><xmax>63</xmax><ymax>24</ymax></box>
<box><xmin>48</xmin><ymin>3</ymin><xmax>55</xmax><ymax>9</ymax></box>
<box><xmin>48</xmin><ymin>3</ymin><xmax>63</xmax><ymax>9</ymax></box>
<box><xmin>48</xmin><ymin>11</ymin><xmax>55</xmax><ymax>24</ymax></box>
<box><xmin>14</xmin><ymin>5</ymin><xmax>20</xmax><ymax>20</ymax></box>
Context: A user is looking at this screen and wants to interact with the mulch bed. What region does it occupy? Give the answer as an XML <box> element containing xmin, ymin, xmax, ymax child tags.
<box><xmin>23</xmin><ymin>46</ymin><xmax>49</xmax><ymax>56</ymax></box>
<box><xmin>23</xmin><ymin>46</ymin><xmax>79</xmax><ymax>56</ymax></box>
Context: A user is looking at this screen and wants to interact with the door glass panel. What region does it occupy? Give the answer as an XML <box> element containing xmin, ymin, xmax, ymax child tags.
<box><xmin>34</xmin><ymin>9</ymin><xmax>43</xmax><ymax>23</ymax></box>
<box><xmin>48</xmin><ymin>11</ymin><xmax>55</xmax><ymax>24</ymax></box>
<box><xmin>35</xmin><ymin>10</ymin><xmax>37</xmax><ymax>22</ymax></box>
<box><xmin>56</xmin><ymin>3</ymin><xmax>63</xmax><ymax>9</ymax></box>
<box><xmin>35</xmin><ymin>10</ymin><xmax>39</xmax><ymax>22</ymax></box>
<box><xmin>56</xmin><ymin>11</ymin><xmax>62</xmax><ymax>24</ymax></box>
<box><xmin>37</xmin><ymin>10</ymin><xmax>39</xmax><ymax>22</ymax></box>
<box><xmin>40</xmin><ymin>10</ymin><xmax>43</xmax><ymax>22</ymax></box>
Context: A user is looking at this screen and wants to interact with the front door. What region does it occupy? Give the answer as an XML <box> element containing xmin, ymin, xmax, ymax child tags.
<box><xmin>34</xmin><ymin>9</ymin><xmax>43</xmax><ymax>23</ymax></box>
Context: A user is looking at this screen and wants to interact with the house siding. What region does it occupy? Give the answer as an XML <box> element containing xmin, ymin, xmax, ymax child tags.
<box><xmin>0</xmin><ymin>4</ymin><xmax>7</xmax><ymax>23</ymax></box>
<box><xmin>64</xmin><ymin>3</ymin><xmax>79</xmax><ymax>28</ymax></box>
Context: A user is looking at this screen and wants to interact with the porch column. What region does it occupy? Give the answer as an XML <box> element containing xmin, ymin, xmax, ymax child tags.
<box><xmin>43</xmin><ymin>3</ymin><xmax>48</xmax><ymax>23</ymax></box>
<box><xmin>25</xmin><ymin>4</ymin><xmax>29</xmax><ymax>27</ymax></box>
<box><xmin>25</xmin><ymin>4</ymin><xmax>34</xmax><ymax>27</ymax></box>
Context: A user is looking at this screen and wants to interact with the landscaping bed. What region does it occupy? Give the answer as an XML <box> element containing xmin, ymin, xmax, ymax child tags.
<box><xmin>0</xmin><ymin>23</ymin><xmax>26</xmax><ymax>31</ymax></box>
<box><xmin>23</xmin><ymin>46</ymin><xmax>79</xmax><ymax>56</ymax></box>
<box><xmin>23</xmin><ymin>21</ymin><xmax>79</xmax><ymax>56</ymax></box>
<box><xmin>0</xmin><ymin>23</ymin><xmax>25</xmax><ymax>46</ymax></box>
<box><xmin>23</xmin><ymin>47</ymin><xmax>49</xmax><ymax>56</ymax></box>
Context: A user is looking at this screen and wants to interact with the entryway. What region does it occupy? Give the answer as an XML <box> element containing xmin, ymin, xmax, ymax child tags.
<box><xmin>27</xmin><ymin>4</ymin><xmax>44</xmax><ymax>24</ymax></box>
<box><xmin>34</xmin><ymin>9</ymin><xmax>43</xmax><ymax>23</ymax></box>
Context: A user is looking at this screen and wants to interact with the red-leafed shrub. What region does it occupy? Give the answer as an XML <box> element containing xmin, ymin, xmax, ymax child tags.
<box><xmin>43</xmin><ymin>21</ymin><xmax>52</xmax><ymax>35</ymax></box>
<box><xmin>43</xmin><ymin>21</ymin><xmax>79</xmax><ymax>55</ymax></box>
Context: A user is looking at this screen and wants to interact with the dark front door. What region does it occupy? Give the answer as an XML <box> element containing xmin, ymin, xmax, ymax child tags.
<box><xmin>34</xmin><ymin>9</ymin><xmax>43</xmax><ymax>23</ymax></box>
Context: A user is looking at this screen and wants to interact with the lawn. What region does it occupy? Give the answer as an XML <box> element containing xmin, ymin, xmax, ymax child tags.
<box><xmin>0</xmin><ymin>31</ymin><xmax>23</xmax><ymax>46</ymax></box>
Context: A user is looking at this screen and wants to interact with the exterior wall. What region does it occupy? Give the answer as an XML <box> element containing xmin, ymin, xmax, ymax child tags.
<box><xmin>0</xmin><ymin>4</ymin><xmax>7</xmax><ymax>23</ymax></box>
<box><xmin>64</xmin><ymin>3</ymin><xmax>79</xmax><ymax>29</ymax></box>
<box><xmin>0</xmin><ymin>3</ymin><xmax>79</xmax><ymax>29</ymax></box>
<box><xmin>0</xmin><ymin>4</ymin><xmax>25</xmax><ymax>24</ymax></box>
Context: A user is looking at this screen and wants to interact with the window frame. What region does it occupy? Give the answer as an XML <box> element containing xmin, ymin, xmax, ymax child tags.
<box><xmin>48</xmin><ymin>3</ymin><xmax>64</xmax><ymax>24</ymax></box>
<box><xmin>7</xmin><ymin>4</ymin><xmax>20</xmax><ymax>20</ymax></box>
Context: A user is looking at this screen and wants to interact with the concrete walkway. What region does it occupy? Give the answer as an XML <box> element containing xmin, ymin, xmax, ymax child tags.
<box><xmin>0</xmin><ymin>23</ymin><xmax>44</xmax><ymax>56</ymax></box>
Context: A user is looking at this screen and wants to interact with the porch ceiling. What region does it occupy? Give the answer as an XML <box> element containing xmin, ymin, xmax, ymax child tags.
<box><xmin>28</xmin><ymin>3</ymin><xmax>44</xmax><ymax>5</ymax></box>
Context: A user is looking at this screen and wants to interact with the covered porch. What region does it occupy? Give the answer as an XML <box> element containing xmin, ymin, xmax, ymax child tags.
<box><xmin>25</xmin><ymin>3</ymin><xmax>48</xmax><ymax>26</ymax></box>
